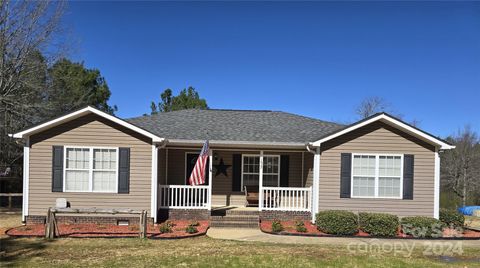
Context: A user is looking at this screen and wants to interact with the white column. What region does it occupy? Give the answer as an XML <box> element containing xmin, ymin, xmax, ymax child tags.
<box><xmin>208</xmin><ymin>150</ymin><xmax>213</xmax><ymax>210</ymax></box>
<box><xmin>311</xmin><ymin>147</ymin><xmax>320</xmax><ymax>223</ymax></box>
<box><xmin>151</xmin><ymin>144</ymin><xmax>158</xmax><ymax>223</ymax></box>
<box><xmin>22</xmin><ymin>137</ymin><xmax>30</xmax><ymax>223</ymax></box>
<box><xmin>258</xmin><ymin>150</ymin><xmax>264</xmax><ymax>211</ymax></box>
<box><xmin>434</xmin><ymin>148</ymin><xmax>440</xmax><ymax>219</ymax></box>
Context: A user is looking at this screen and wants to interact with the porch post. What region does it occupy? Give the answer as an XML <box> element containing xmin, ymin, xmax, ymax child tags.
<box><xmin>434</xmin><ymin>147</ymin><xmax>440</xmax><ymax>219</ymax></box>
<box><xmin>258</xmin><ymin>150</ymin><xmax>264</xmax><ymax>211</ymax></box>
<box><xmin>22</xmin><ymin>137</ymin><xmax>30</xmax><ymax>223</ymax></box>
<box><xmin>151</xmin><ymin>144</ymin><xmax>159</xmax><ymax>223</ymax></box>
<box><xmin>312</xmin><ymin>147</ymin><xmax>320</xmax><ymax>223</ymax></box>
<box><xmin>208</xmin><ymin>149</ymin><xmax>213</xmax><ymax>210</ymax></box>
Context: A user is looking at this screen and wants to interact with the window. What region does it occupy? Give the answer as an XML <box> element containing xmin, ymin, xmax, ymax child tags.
<box><xmin>64</xmin><ymin>147</ymin><xmax>118</xmax><ymax>193</ymax></box>
<box><xmin>351</xmin><ymin>154</ymin><xmax>403</xmax><ymax>198</ymax></box>
<box><xmin>242</xmin><ymin>155</ymin><xmax>280</xmax><ymax>188</ymax></box>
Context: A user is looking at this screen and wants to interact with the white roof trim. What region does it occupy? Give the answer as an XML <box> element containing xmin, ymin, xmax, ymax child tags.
<box><xmin>11</xmin><ymin>106</ymin><xmax>165</xmax><ymax>142</ymax></box>
<box><xmin>310</xmin><ymin>114</ymin><xmax>455</xmax><ymax>150</ymax></box>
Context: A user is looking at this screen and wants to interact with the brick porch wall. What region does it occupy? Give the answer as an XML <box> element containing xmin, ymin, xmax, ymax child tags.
<box><xmin>157</xmin><ymin>209</ymin><xmax>210</xmax><ymax>221</ymax></box>
<box><xmin>26</xmin><ymin>215</ymin><xmax>154</xmax><ymax>225</ymax></box>
<box><xmin>260</xmin><ymin>211</ymin><xmax>311</xmax><ymax>221</ymax></box>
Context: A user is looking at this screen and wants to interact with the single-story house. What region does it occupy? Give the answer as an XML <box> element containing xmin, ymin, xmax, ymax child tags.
<box><xmin>12</xmin><ymin>106</ymin><xmax>455</xmax><ymax>225</ymax></box>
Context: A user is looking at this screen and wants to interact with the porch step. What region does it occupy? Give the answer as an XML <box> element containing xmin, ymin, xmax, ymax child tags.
<box><xmin>210</xmin><ymin>215</ymin><xmax>259</xmax><ymax>222</ymax></box>
<box><xmin>209</xmin><ymin>221</ymin><xmax>259</xmax><ymax>228</ymax></box>
<box><xmin>211</xmin><ymin>209</ymin><xmax>259</xmax><ymax>217</ymax></box>
<box><xmin>210</xmin><ymin>209</ymin><xmax>259</xmax><ymax>228</ymax></box>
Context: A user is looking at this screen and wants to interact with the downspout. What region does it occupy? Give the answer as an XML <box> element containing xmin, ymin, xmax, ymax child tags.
<box><xmin>306</xmin><ymin>143</ymin><xmax>320</xmax><ymax>223</ymax></box>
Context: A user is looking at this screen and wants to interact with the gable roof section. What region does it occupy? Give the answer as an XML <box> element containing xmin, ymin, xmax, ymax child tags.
<box><xmin>126</xmin><ymin>109</ymin><xmax>344</xmax><ymax>145</ymax></box>
<box><xmin>12</xmin><ymin>106</ymin><xmax>165</xmax><ymax>142</ymax></box>
<box><xmin>310</xmin><ymin>112</ymin><xmax>455</xmax><ymax>150</ymax></box>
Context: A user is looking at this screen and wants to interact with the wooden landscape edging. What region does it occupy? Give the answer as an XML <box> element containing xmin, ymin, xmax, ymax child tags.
<box><xmin>44</xmin><ymin>207</ymin><xmax>148</xmax><ymax>239</ymax></box>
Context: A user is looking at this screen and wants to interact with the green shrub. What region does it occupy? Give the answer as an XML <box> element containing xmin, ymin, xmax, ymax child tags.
<box><xmin>316</xmin><ymin>210</ymin><xmax>358</xmax><ymax>235</ymax></box>
<box><xmin>358</xmin><ymin>212</ymin><xmax>399</xmax><ymax>237</ymax></box>
<box><xmin>271</xmin><ymin>220</ymin><xmax>284</xmax><ymax>233</ymax></box>
<box><xmin>185</xmin><ymin>225</ymin><xmax>198</xmax><ymax>234</ymax></box>
<box><xmin>164</xmin><ymin>220</ymin><xmax>176</xmax><ymax>228</ymax></box>
<box><xmin>401</xmin><ymin>216</ymin><xmax>443</xmax><ymax>238</ymax></box>
<box><xmin>294</xmin><ymin>221</ymin><xmax>307</xmax><ymax>233</ymax></box>
<box><xmin>159</xmin><ymin>223</ymin><xmax>172</xmax><ymax>233</ymax></box>
<box><xmin>439</xmin><ymin>209</ymin><xmax>464</xmax><ymax>228</ymax></box>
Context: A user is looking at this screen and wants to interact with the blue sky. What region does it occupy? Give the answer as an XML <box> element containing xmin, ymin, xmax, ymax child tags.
<box><xmin>65</xmin><ymin>1</ymin><xmax>479</xmax><ymax>138</ymax></box>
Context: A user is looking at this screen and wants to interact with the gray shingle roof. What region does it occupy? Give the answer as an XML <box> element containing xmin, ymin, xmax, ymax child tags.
<box><xmin>126</xmin><ymin>109</ymin><xmax>343</xmax><ymax>144</ymax></box>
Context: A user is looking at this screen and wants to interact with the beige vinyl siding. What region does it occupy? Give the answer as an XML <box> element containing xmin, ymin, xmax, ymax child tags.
<box><xmin>28</xmin><ymin>114</ymin><xmax>152</xmax><ymax>216</ymax></box>
<box><xmin>304</xmin><ymin>152</ymin><xmax>314</xmax><ymax>187</ymax></box>
<box><xmin>157</xmin><ymin>149</ymin><xmax>167</xmax><ymax>185</ymax></box>
<box><xmin>163</xmin><ymin>148</ymin><xmax>308</xmax><ymax>206</ymax></box>
<box><xmin>318</xmin><ymin>121</ymin><xmax>436</xmax><ymax>217</ymax></box>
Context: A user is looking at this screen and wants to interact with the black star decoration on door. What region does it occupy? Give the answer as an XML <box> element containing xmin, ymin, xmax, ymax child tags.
<box><xmin>213</xmin><ymin>158</ymin><xmax>231</xmax><ymax>177</ymax></box>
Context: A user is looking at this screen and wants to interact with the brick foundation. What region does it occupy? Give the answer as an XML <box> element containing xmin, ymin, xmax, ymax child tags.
<box><xmin>157</xmin><ymin>209</ymin><xmax>210</xmax><ymax>221</ymax></box>
<box><xmin>260</xmin><ymin>211</ymin><xmax>311</xmax><ymax>221</ymax></box>
<box><xmin>26</xmin><ymin>215</ymin><xmax>154</xmax><ymax>225</ymax></box>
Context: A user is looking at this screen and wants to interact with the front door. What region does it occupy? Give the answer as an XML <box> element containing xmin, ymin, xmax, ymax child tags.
<box><xmin>186</xmin><ymin>153</ymin><xmax>209</xmax><ymax>185</ymax></box>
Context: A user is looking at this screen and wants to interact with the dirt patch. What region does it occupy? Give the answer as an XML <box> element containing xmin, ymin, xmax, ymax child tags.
<box><xmin>6</xmin><ymin>220</ymin><xmax>209</xmax><ymax>239</ymax></box>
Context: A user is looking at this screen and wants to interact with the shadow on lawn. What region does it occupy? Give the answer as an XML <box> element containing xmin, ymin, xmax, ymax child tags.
<box><xmin>0</xmin><ymin>236</ymin><xmax>50</xmax><ymax>264</ymax></box>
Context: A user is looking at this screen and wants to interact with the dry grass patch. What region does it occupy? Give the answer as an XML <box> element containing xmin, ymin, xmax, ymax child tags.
<box><xmin>1</xmin><ymin>236</ymin><xmax>480</xmax><ymax>267</ymax></box>
<box><xmin>0</xmin><ymin>214</ymin><xmax>22</xmax><ymax>236</ymax></box>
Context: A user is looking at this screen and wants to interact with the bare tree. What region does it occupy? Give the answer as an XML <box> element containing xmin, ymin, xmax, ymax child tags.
<box><xmin>0</xmin><ymin>1</ymin><xmax>66</xmax><ymax>165</ymax></box>
<box><xmin>441</xmin><ymin>126</ymin><xmax>480</xmax><ymax>207</ymax></box>
<box><xmin>355</xmin><ymin>96</ymin><xmax>388</xmax><ymax>119</ymax></box>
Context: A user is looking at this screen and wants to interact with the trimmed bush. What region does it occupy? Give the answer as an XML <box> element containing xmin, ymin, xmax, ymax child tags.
<box><xmin>185</xmin><ymin>225</ymin><xmax>198</xmax><ymax>234</ymax></box>
<box><xmin>159</xmin><ymin>223</ymin><xmax>172</xmax><ymax>233</ymax></box>
<box><xmin>189</xmin><ymin>221</ymin><xmax>200</xmax><ymax>227</ymax></box>
<box><xmin>439</xmin><ymin>209</ymin><xmax>464</xmax><ymax>228</ymax></box>
<box><xmin>295</xmin><ymin>221</ymin><xmax>307</xmax><ymax>233</ymax></box>
<box><xmin>316</xmin><ymin>210</ymin><xmax>357</xmax><ymax>235</ymax></box>
<box><xmin>401</xmin><ymin>216</ymin><xmax>443</xmax><ymax>238</ymax></box>
<box><xmin>359</xmin><ymin>212</ymin><xmax>399</xmax><ymax>237</ymax></box>
<box><xmin>271</xmin><ymin>220</ymin><xmax>284</xmax><ymax>233</ymax></box>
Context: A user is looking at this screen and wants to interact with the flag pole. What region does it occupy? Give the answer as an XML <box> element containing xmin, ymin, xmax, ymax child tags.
<box><xmin>207</xmin><ymin>131</ymin><xmax>213</xmax><ymax>211</ymax></box>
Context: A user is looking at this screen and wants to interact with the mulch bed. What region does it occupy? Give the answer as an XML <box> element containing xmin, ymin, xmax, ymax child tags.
<box><xmin>6</xmin><ymin>220</ymin><xmax>209</xmax><ymax>239</ymax></box>
<box><xmin>260</xmin><ymin>220</ymin><xmax>480</xmax><ymax>239</ymax></box>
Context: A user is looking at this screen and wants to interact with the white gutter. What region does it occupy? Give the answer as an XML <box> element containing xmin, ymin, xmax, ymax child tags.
<box><xmin>167</xmin><ymin>139</ymin><xmax>305</xmax><ymax>149</ymax></box>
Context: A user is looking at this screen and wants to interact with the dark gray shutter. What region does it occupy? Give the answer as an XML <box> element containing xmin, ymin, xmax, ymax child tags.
<box><xmin>52</xmin><ymin>146</ymin><xmax>64</xmax><ymax>192</ymax></box>
<box><xmin>232</xmin><ymin>154</ymin><xmax>242</xmax><ymax>191</ymax></box>
<box><xmin>118</xmin><ymin>147</ymin><xmax>130</xmax><ymax>194</ymax></box>
<box><xmin>403</xmin><ymin>154</ymin><xmax>414</xmax><ymax>200</ymax></box>
<box><xmin>340</xmin><ymin>153</ymin><xmax>352</xmax><ymax>198</ymax></box>
<box><xmin>280</xmin><ymin>155</ymin><xmax>289</xmax><ymax>187</ymax></box>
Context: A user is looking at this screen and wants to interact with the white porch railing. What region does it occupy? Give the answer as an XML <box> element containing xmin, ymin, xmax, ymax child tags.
<box><xmin>158</xmin><ymin>185</ymin><xmax>210</xmax><ymax>209</ymax></box>
<box><xmin>260</xmin><ymin>186</ymin><xmax>312</xmax><ymax>212</ymax></box>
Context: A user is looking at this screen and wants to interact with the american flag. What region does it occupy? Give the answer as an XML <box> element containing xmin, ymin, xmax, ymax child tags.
<box><xmin>188</xmin><ymin>140</ymin><xmax>210</xmax><ymax>186</ymax></box>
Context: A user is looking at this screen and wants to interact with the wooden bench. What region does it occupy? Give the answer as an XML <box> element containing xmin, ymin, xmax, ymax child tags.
<box><xmin>244</xmin><ymin>186</ymin><xmax>259</xmax><ymax>207</ymax></box>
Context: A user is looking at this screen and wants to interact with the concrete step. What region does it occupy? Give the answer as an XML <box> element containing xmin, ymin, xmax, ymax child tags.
<box><xmin>212</xmin><ymin>210</ymin><xmax>259</xmax><ymax>216</ymax></box>
<box><xmin>210</xmin><ymin>215</ymin><xmax>259</xmax><ymax>222</ymax></box>
<box><xmin>209</xmin><ymin>221</ymin><xmax>259</xmax><ymax>228</ymax></box>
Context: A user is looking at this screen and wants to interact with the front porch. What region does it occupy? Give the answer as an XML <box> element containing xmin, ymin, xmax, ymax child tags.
<box><xmin>154</xmin><ymin>147</ymin><xmax>316</xmax><ymax>222</ymax></box>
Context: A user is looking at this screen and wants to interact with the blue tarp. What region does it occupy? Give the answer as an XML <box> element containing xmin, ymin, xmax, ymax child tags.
<box><xmin>457</xmin><ymin>206</ymin><xmax>480</xmax><ymax>216</ymax></box>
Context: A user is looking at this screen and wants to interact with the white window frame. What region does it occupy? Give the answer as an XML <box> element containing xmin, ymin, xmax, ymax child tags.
<box><xmin>63</xmin><ymin>146</ymin><xmax>119</xmax><ymax>193</ymax></box>
<box><xmin>351</xmin><ymin>153</ymin><xmax>404</xmax><ymax>199</ymax></box>
<box><xmin>241</xmin><ymin>154</ymin><xmax>280</xmax><ymax>191</ymax></box>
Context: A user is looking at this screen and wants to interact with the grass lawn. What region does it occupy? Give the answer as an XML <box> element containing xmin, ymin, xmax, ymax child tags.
<box><xmin>466</xmin><ymin>216</ymin><xmax>480</xmax><ymax>230</ymax></box>
<box><xmin>2</xmin><ymin>215</ymin><xmax>480</xmax><ymax>267</ymax></box>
